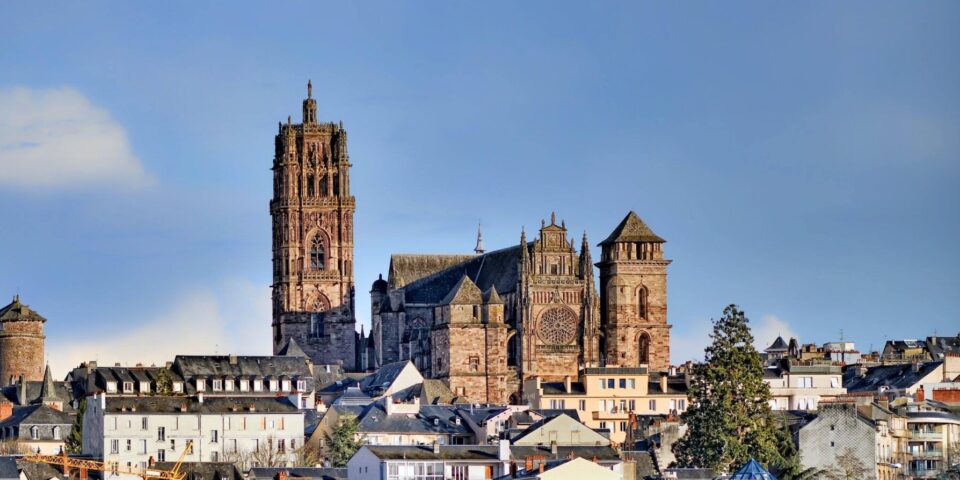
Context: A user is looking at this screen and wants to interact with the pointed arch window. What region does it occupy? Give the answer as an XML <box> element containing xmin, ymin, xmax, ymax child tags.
<box><xmin>307</xmin><ymin>174</ymin><xmax>315</xmax><ymax>197</ymax></box>
<box><xmin>638</xmin><ymin>286</ymin><xmax>648</xmax><ymax>319</ymax></box>
<box><xmin>310</xmin><ymin>236</ymin><xmax>325</xmax><ymax>270</ymax></box>
<box><xmin>639</xmin><ymin>333</ymin><xmax>651</xmax><ymax>365</ymax></box>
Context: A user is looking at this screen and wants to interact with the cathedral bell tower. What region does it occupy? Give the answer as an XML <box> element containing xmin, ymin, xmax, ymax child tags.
<box><xmin>597</xmin><ymin>211</ymin><xmax>671</xmax><ymax>371</ymax></box>
<box><xmin>271</xmin><ymin>81</ymin><xmax>357</xmax><ymax>370</ymax></box>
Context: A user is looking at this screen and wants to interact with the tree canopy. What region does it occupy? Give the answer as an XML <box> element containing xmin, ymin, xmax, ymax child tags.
<box><xmin>672</xmin><ymin>304</ymin><xmax>789</xmax><ymax>473</ymax></box>
<box><xmin>325</xmin><ymin>414</ymin><xmax>363</xmax><ymax>467</ymax></box>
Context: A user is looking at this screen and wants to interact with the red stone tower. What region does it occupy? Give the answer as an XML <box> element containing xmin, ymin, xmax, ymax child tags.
<box><xmin>0</xmin><ymin>295</ymin><xmax>46</xmax><ymax>386</ymax></box>
<box><xmin>271</xmin><ymin>81</ymin><xmax>357</xmax><ymax>370</ymax></box>
<box><xmin>597</xmin><ymin>212</ymin><xmax>671</xmax><ymax>371</ymax></box>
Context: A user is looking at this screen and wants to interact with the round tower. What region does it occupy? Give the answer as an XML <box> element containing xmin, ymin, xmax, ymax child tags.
<box><xmin>0</xmin><ymin>295</ymin><xmax>47</xmax><ymax>386</ymax></box>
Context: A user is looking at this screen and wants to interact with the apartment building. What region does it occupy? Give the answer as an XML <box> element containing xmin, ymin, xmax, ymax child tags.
<box><xmin>523</xmin><ymin>367</ymin><xmax>688</xmax><ymax>444</ymax></box>
<box><xmin>82</xmin><ymin>393</ymin><xmax>304</xmax><ymax>478</ymax></box>
<box><xmin>764</xmin><ymin>360</ymin><xmax>846</xmax><ymax>410</ymax></box>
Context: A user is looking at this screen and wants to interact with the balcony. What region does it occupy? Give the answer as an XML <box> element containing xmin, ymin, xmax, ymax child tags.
<box><xmin>910</xmin><ymin>431</ymin><xmax>943</xmax><ymax>440</ymax></box>
<box><xmin>911</xmin><ymin>450</ymin><xmax>943</xmax><ymax>460</ymax></box>
<box><xmin>908</xmin><ymin>468</ymin><xmax>942</xmax><ymax>478</ymax></box>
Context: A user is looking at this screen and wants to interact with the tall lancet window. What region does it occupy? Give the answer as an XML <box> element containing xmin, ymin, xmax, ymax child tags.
<box><xmin>310</xmin><ymin>236</ymin><xmax>325</xmax><ymax>270</ymax></box>
<box><xmin>639</xmin><ymin>333</ymin><xmax>651</xmax><ymax>365</ymax></box>
<box><xmin>638</xmin><ymin>286</ymin><xmax>648</xmax><ymax>319</ymax></box>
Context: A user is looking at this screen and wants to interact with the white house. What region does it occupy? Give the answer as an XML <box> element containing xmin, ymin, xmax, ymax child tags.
<box><xmin>82</xmin><ymin>393</ymin><xmax>304</xmax><ymax>478</ymax></box>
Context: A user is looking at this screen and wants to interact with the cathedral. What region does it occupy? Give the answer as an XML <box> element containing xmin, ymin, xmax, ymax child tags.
<box><xmin>271</xmin><ymin>84</ymin><xmax>672</xmax><ymax>403</ymax></box>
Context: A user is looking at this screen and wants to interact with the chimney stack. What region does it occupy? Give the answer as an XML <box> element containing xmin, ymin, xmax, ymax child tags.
<box><xmin>432</xmin><ymin>442</ymin><xmax>440</xmax><ymax>455</ymax></box>
<box><xmin>659</xmin><ymin>374</ymin><xmax>668</xmax><ymax>394</ymax></box>
<box><xmin>563</xmin><ymin>376</ymin><xmax>571</xmax><ymax>394</ymax></box>
<box><xmin>0</xmin><ymin>402</ymin><xmax>12</xmax><ymax>421</ymax></box>
<box><xmin>550</xmin><ymin>440</ymin><xmax>557</xmax><ymax>456</ymax></box>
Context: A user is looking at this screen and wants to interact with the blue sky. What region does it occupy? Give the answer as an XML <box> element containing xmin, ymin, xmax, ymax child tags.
<box><xmin>1</xmin><ymin>2</ymin><xmax>958</xmax><ymax>375</ymax></box>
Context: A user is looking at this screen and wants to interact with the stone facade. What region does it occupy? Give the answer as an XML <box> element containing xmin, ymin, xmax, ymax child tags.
<box><xmin>372</xmin><ymin>212</ymin><xmax>671</xmax><ymax>404</ymax></box>
<box><xmin>0</xmin><ymin>296</ymin><xmax>46</xmax><ymax>386</ymax></box>
<box><xmin>597</xmin><ymin>212</ymin><xmax>671</xmax><ymax>371</ymax></box>
<box><xmin>271</xmin><ymin>82</ymin><xmax>357</xmax><ymax>370</ymax></box>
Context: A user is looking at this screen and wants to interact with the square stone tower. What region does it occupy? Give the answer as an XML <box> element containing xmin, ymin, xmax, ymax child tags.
<box><xmin>597</xmin><ymin>211</ymin><xmax>671</xmax><ymax>371</ymax></box>
<box><xmin>271</xmin><ymin>81</ymin><xmax>356</xmax><ymax>370</ymax></box>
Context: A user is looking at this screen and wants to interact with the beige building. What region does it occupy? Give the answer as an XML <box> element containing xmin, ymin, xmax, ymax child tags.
<box><xmin>523</xmin><ymin>367</ymin><xmax>688</xmax><ymax>444</ymax></box>
<box><xmin>764</xmin><ymin>361</ymin><xmax>846</xmax><ymax>410</ymax></box>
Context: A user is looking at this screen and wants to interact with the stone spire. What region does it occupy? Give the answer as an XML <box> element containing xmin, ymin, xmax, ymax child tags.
<box><xmin>39</xmin><ymin>364</ymin><xmax>58</xmax><ymax>403</ymax></box>
<box><xmin>579</xmin><ymin>231</ymin><xmax>594</xmax><ymax>282</ymax></box>
<box><xmin>302</xmin><ymin>79</ymin><xmax>317</xmax><ymax>124</ymax></box>
<box><xmin>519</xmin><ymin>227</ymin><xmax>529</xmax><ymax>268</ymax></box>
<box><xmin>474</xmin><ymin>222</ymin><xmax>485</xmax><ymax>255</ymax></box>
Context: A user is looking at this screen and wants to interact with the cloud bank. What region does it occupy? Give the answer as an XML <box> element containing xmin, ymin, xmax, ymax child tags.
<box><xmin>47</xmin><ymin>279</ymin><xmax>271</xmax><ymax>376</ymax></box>
<box><xmin>0</xmin><ymin>87</ymin><xmax>152</xmax><ymax>189</ymax></box>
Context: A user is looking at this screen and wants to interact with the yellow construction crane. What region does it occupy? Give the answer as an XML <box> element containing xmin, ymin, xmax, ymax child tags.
<box><xmin>24</xmin><ymin>440</ymin><xmax>194</xmax><ymax>480</ymax></box>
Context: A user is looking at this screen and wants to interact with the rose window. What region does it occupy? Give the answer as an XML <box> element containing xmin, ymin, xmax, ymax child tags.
<box><xmin>538</xmin><ymin>308</ymin><xmax>577</xmax><ymax>345</ymax></box>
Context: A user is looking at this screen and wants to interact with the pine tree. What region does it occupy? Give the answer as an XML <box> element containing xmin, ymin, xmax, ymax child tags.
<box><xmin>156</xmin><ymin>368</ymin><xmax>173</xmax><ymax>395</ymax></box>
<box><xmin>66</xmin><ymin>398</ymin><xmax>86</xmax><ymax>454</ymax></box>
<box><xmin>672</xmin><ymin>304</ymin><xmax>786</xmax><ymax>473</ymax></box>
<box><xmin>325</xmin><ymin>415</ymin><xmax>363</xmax><ymax>467</ymax></box>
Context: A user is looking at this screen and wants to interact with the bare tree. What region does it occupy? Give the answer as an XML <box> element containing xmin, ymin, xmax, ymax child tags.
<box><xmin>825</xmin><ymin>448</ymin><xmax>867</xmax><ymax>480</ymax></box>
<box><xmin>0</xmin><ymin>439</ymin><xmax>28</xmax><ymax>455</ymax></box>
<box><xmin>292</xmin><ymin>444</ymin><xmax>322</xmax><ymax>468</ymax></box>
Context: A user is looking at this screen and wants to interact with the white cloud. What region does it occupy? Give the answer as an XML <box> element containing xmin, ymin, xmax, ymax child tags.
<box><xmin>671</xmin><ymin>313</ymin><xmax>799</xmax><ymax>365</ymax></box>
<box><xmin>47</xmin><ymin>279</ymin><xmax>271</xmax><ymax>376</ymax></box>
<box><xmin>751</xmin><ymin>314</ymin><xmax>799</xmax><ymax>352</ymax></box>
<box><xmin>0</xmin><ymin>86</ymin><xmax>153</xmax><ymax>189</ymax></box>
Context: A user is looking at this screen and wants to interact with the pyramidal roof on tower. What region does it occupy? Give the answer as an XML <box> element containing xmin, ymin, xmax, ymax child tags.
<box><xmin>599</xmin><ymin>211</ymin><xmax>665</xmax><ymax>246</ymax></box>
<box><xmin>483</xmin><ymin>286</ymin><xmax>503</xmax><ymax>305</ymax></box>
<box><xmin>38</xmin><ymin>364</ymin><xmax>64</xmax><ymax>403</ymax></box>
<box><xmin>0</xmin><ymin>295</ymin><xmax>46</xmax><ymax>323</ymax></box>
<box><xmin>441</xmin><ymin>275</ymin><xmax>483</xmax><ymax>305</ymax></box>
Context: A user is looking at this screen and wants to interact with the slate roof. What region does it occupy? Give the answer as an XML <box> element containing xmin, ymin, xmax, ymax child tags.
<box><xmin>14</xmin><ymin>459</ymin><xmax>66</xmax><ymax>480</ymax></box>
<box><xmin>361</xmin><ymin>444</ymin><xmax>620</xmax><ymax>462</ymax></box>
<box><xmin>333</xmin><ymin>387</ymin><xmax>373</xmax><ymax>406</ymax></box>
<box><xmin>598</xmin><ymin>211</ymin><xmax>664</xmax><ymax>246</ymax></box>
<box><xmin>0</xmin><ymin>381</ymin><xmax>74</xmax><ymax>411</ymax></box>
<box><xmin>510</xmin><ymin>414</ymin><xmax>580</xmax><ymax>444</ymax></box>
<box><xmin>102</xmin><ymin>396</ymin><xmax>299</xmax><ymax>414</ymax></box>
<box><xmin>0</xmin><ymin>405</ymin><xmax>73</xmax><ymax>434</ymax></box>
<box><xmin>249</xmin><ymin>468</ymin><xmax>347</xmax><ymax>480</ymax></box>
<box><xmin>0</xmin><ymin>296</ymin><xmax>46</xmax><ymax>323</ymax></box>
<box><xmin>400</xmin><ymin>244</ymin><xmax>528</xmax><ymax>305</ymax></box>
<box><xmin>360</xmin><ymin>361</ymin><xmax>411</xmax><ymax>395</ymax></box>
<box><xmin>391</xmin><ymin>380</ymin><xmax>457</xmax><ymax>405</ymax></box>
<box><xmin>540</xmin><ymin>382</ymin><xmax>587</xmax><ymax>395</ymax></box>
<box><xmin>388</xmin><ymin>254</ymin><xmax>477</xmax><ymax>289</ymax></box>
<box><xmin>648</xmin><ymin>375</ymin><xmax>690</xmax><ymax>395</ymax></box>
<box><xmin>153</xmin><ymin>463</ymin><xmax>244</xmax><ymax>480</ymax></box>
<box><xmin>173</xmin><ymin>356</ymin><xmax>311</xmax><ymax>380</ymax></box>
<box><xmin>67</xmin><ymin>364</ymin><xmax>182</xmax><ymax>398</ymax></box>
<box><xmin>0</xmin><ymin>457</ymin><xmax>18</xmax><ymax>480</ymax></box>
<box><xmin>926</xmin><ymin>335</ymin><xmax>960</xmax><ymax>358</ymax></box>
<box><xmin>441</xmin><ymin>276</ymin><xmax>483</xmax><ymax>305</ymax></box>
<box><xmin>355</xmin><ymin>404</ymin><xmax>471</xmax><ymax>436</ymax></box>
<box><xmin>766</xmin><ymin>336</ymin><xmax>789</xmax><ymax>352</ymax></box>
<box><xmin>842</xmin><ymin>361</ymin><xmax>942</xmax><ymax>393</ymax></box>
<box><xmin>457</xmin><ymin>406</ymin><xmax>511</xmax><ymax>426</ymax></box>
<box><xmin>277</xmin><ymin>338</ymin><xmax>308</xmax><ymax>357</ymax></box>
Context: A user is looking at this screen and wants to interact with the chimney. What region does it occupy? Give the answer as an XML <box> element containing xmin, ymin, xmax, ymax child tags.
<box><xmin>538</xmin><ymin>462</ymin><xmax>545</xmax><ymax>474</ymax></box>
<box><xmin>0</xmin><ymin>402</ymin><xmax>12</xmax><ymax>421</ymax></box>
<box><xmin>550</xmin><ymin>440</ymin><xmax>557</xmax><ymax>456</ymax></box>
<box><xmin>432</xmin><ymin>442</ymin><xmax>440</xmax><ymax>455</ymax></box>
<box><xmin>17</xmin><ymin>376</ymin><xmax>26</xmax><ymax>406</ymax></box>
<box><xmin>563</xmin><ymin>376</ymin><xmax>571</xmax><ymax>394</ymax></box>
<box><xmin>277</xmin><ymin>471</ymin><xmax>287</xmax><ymax>480</ymax></box>
<box><xmin>198</xmin><ymin>393</ymin><xmax>204</xmax><ymax>404</ymax></box>
<box><xmin>498</xmin><ymin>439</ymin><xmax>510</xmax><ymax>462</ymax></box>
<box><xmin>229</xmin><ymin>355</ymin><xmax>238</xmax><ymax>365</ymax></box>
<box><xmin>534</xmin><ymin>376</ymin><xmax>542</xmax><ymax>392</ymax></box>
<box><xmin>912</xmin><ymin>361</ymin><xmax>921</xmax><ymax>373</ymax></box>
<box><xmin>659</xmin><ymin>374</ymin><xmax>668</xmax><ymax>394</ymax></box>
<box><xmin>525</xmin><ymin>458</ymin><xmax>533</xmax><ymax>471</ymax></box>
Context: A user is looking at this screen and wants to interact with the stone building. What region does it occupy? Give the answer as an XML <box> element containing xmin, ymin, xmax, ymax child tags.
<box><xmin>371</xmin><ymin>212</ymin><xmax>672</xmax><ymax>404</ymax></box>
<box><xmin>271</xmin><ymin>82</ymin><xmax>357</xmax><ymax>370</ymax></box>
<box><xmin>0</xmin><ymin>295</ymin><xmax>46</xmax><ymax>386</ymax></box>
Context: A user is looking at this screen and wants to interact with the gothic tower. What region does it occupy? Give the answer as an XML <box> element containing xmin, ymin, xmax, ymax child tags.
<box><xmin>597</xmin><ymin>211</ymin><xmax>671</xmax><ymax>371</ymax></box>
<box><xmin>0</xmin><ymin>295</ymin><xmax>46</xmax><ymax>386</ymax></box>
<box><xmin>271</xmin><ymin>81</ymin><xmax>357</xmax><ymax>370</ymax></box>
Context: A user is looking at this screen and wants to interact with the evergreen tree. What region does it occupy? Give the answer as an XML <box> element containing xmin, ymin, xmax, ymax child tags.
<box><xmin>156</xmin><ymin>368</ymin><xmax>173</xmax><ymax>395</ymax></box>
<box><xmin>66</xmin><ymin>398</ymin><xmax>86</xmax><ymax>454</ymax></box>
<box><xmin>325</xmin><ymin>415</ymin><xmax>363</xmax><ymax>467</ymax></box>
<box><xmin>672</xmin><ymin>304</ymin><xmax>786</xmax><ymax>473</ymax></box>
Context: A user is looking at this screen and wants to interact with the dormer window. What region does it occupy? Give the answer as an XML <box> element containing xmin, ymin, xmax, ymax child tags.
<box><xmin>197</xmin><ymin>379</ymin><xmax>206</xmax><ymax>392</ymax></box>
<box><xmin>172</xmin><ymin>382</ymin><xmax>183</xmax><ymax>393</ymax></box>
<box><xmin>212</xmin><ymin>379</ymin><xmax>223</xmax><ymax>391</ymax></box>
<box><xmin>107</xmin><ymin>381</ymin><xmax>118</xmax><ymax>393</ymax></box>
<box><xmin>281</xmin><ymin>380</ymin><xmax>291</xmax><ymax>391</ymax></box>
<box><xmin>123</xmin><ymin>382</ymin><xmax>134</xmax><ymax>393</ymax></box>
<box><xmin>253</xmin><ymin>379</ymin><xmax>263</xmax><ymax>392</ymax></box>
<box><xmin>269</xmin><ymin>380</ymin><xmax>279</xmax><ymax>392</ymax></box>
<box><xmin>139</xmin><ymin>382</ymin><xmax>150</xmax><ymax>394</ymax></box>
<box><xmin>296</xmin><ymin>380</ymin><xmax>306</xmax><ymax>392</ymax></box>
<box><xmin>225</xmin><ymin>380</ymin><xmax>235</xmax><ymax>392</ymax></box>
<box><xmin>239</xmin><ymin>380</ymin><xmax>249</xmax><ymax>392</ymax></box>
